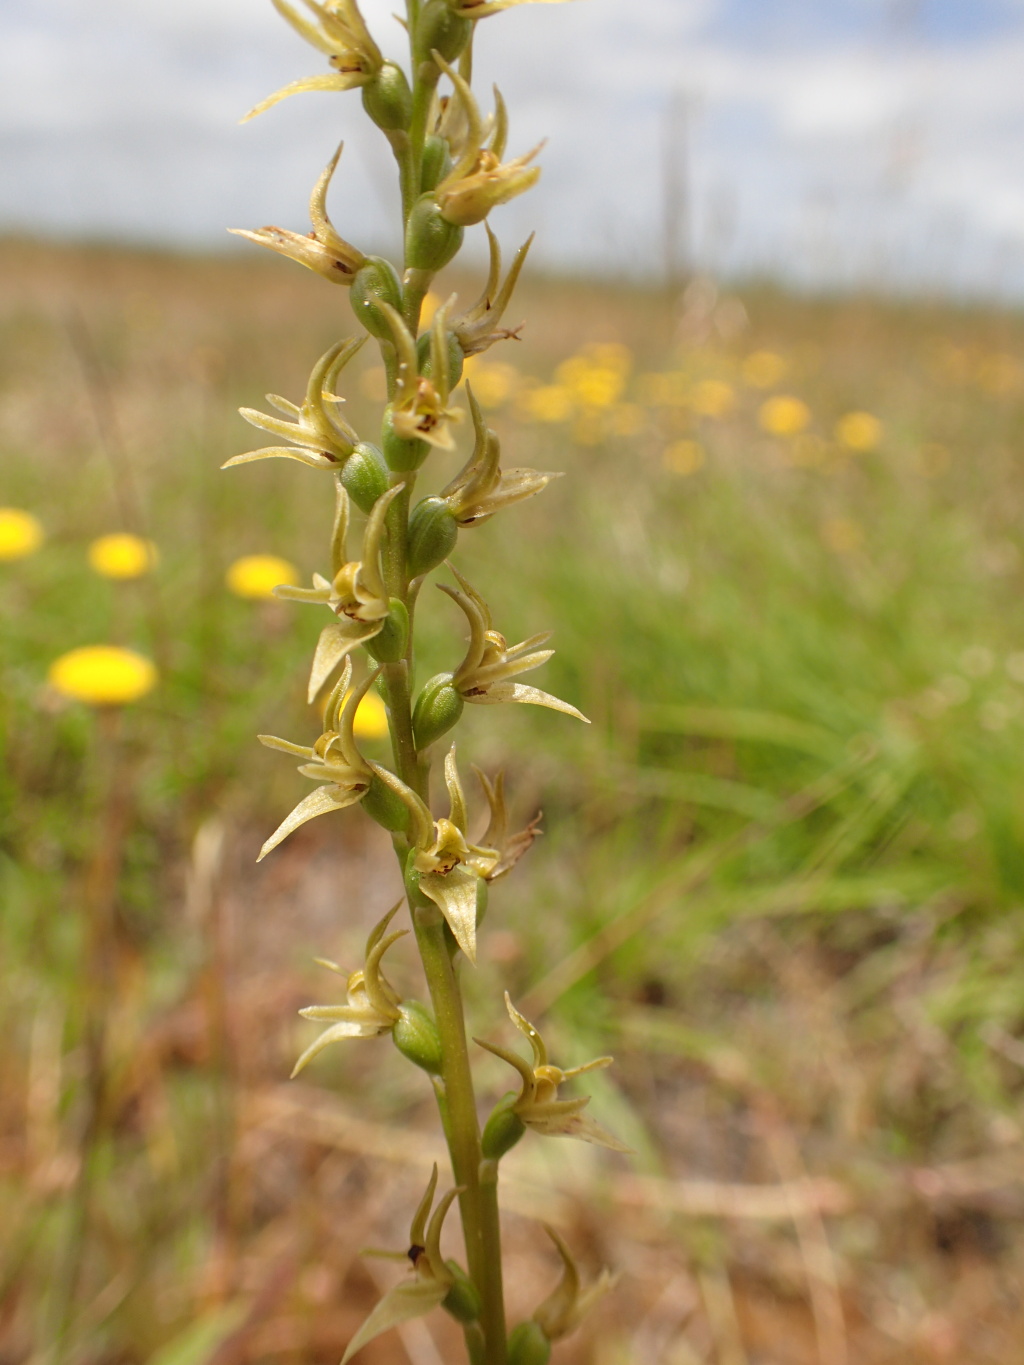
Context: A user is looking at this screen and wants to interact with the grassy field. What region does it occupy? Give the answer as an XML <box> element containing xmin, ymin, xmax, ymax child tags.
<box><xmin>3</xmin><ymin>236</ymin><xmax>1024</xmax><ymax>1364</ymax></box>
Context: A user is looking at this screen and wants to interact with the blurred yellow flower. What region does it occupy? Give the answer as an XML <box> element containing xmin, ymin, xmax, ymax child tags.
<box><xmin>690</xmin><ymin>379</ymin><xmax>735</xmax><ymax>419</ymax></box>
<box><xmin>663</xmin><ymin>439</ymin><xmax>705</xmax><ymax>476</ymax></box>
<box><xmin>519</xmin><ymin>384</ymin><xmax>574</xmax><ymax>423</ymax></box>
<box><xmin>586</xmin><ymin>342</ymin><xmax>633</xmax><ymax>375</ymax></box>
<box><xmin>820</xmin><ymin>517</ymin><xmax>863</xmax><ymax>555</ymax></box>
<box><xmin>742</xmin><ymin>350</ymin><xmax>787</xmax><ymax>388</ymax></box>
<box><xmin>759</xmin><ymin>395</ymin><xmax>811</xmax><ymax>437</ymax></box>
<box><xmin>835</xmin><ymin>411</ymin><xmax>882</xmax><ymax>452</ymax></box>
<box><xmin>49</xmin><ymin>645</ymin><xmax>157</xmax><ymax>706</ymax></box>
<box><xmin>420</xmin><ymin>292</ymin><xmax>442</xmax><ymax>328</ymax></box>
<box><xmin>0</xmin><ymin>507</ymin><xmax>44</xmax><ymax>561</ymax></box>
<box><xmin>555</xmin><ymin>355</ymin><xmax>626</xmax><ymax>409</ymax></box>
<box><xmin>469</xmin><ymin>362</ymin><xmax>520</xmax><ymax>409</ymax></box>
<box><xmin>342</xmin><ymin>686</ymin><xmax>390</xmax><ymax>740</ymax></box>
<box><xmin>88</xmin><ymin>532</ymin><xmax>158</xmax><ymax>579</ymax></box>
<box><xmin>226</xmin><ymin>554</ymin><xmax>300</xmax><ymax>599</ymax></box>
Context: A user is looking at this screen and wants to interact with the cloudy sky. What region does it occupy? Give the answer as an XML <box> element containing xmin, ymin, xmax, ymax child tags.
<box><xmin>4</xmin><ymin>0</ymin><xmax>1024</xmax><ymax>296</ymax></box>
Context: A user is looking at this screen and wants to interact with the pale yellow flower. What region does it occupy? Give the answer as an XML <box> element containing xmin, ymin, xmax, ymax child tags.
<box><xmin>519</xmin><ymin>384</ymin><xmax>574</xmax><ymax>423</ymax></box>
<box><xmin>49</xmin><ymin>646</ymin><xmax>157</xmax><ymax>706</ymax></box>
<box><xmin>759</xmin><ymin>394</ymin><xmax>811</xmax><ymax>437</ymax></box>
<box><xmin>742</xmin><ymin>350</ymin><xmax>787</xmax><ymax>388</ymax></box>
<box><xmin>835</xmin><ymin>411</ymin><xmax>882</xmax><ymax>452</ymax></box>
<box><xmin>345</xmin><ymin>686</ymin><xmax>389</xmax><ymax>740</ymax></box>
<box><xmin>690</xmin><ymin>378</ymin><xmax>735</xmax><ymax>418</ymax></box>
<box><xmin>88</xmin><ymin>533</ymin><xmax>158</xmax><ymax>580</ymax></box>
<box><xmin>663</xmin><ymin>439</ymin><xmax>705</xmax><ymax>476</ymax></box>
<box><xmin>0</xmin><ymin>508</ymin><xmax>44</xmax><ymax>561</ymax></box>
<box><xmin>226</xmin><ymin>554</ymin><xmax>300</xmax><ymax>600</ymax></box>
<box><xmin>466</xmin><ymin>361</ymin><xmax>520</xmax><ymax>409</ymax></box>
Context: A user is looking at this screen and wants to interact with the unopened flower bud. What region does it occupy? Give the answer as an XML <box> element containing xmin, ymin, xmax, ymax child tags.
<box><xmin>351</xmin><ymin>257</ymin><xmax>404</xmax><ymax>340</ymax></box>
<box><xmin>393</xmin><ymin>1001</ymin><xmax>444</xmax><ymax>1074</ymax></box>
<box><xmin>382</xmin><ymin>405</ymin><xmax>431</xmax><ymax>472</ymax></box>
<box><xmin>361</xmin><ymin>61</ymin><xmax>413</xmax><ymax>132</ymax></box>
<box><xmin>507</xmin><ymin>1322</ymin><xmax>552</xmax><ymax>1365</ymax></box>
<box><xmin>414</xmin><ymin>0</ymin><xmax>472</xmax><ymax>66</ymax></box>
<box><xmin>417</xmin><ymin>329</ymin><xmax>465</xmax><ymax>389</ymax></box>
<box><xmin>406</xmin><ymin>195</ymin><xmax>465</xmax><ymax>272</ymax></box>
<box><xmin>421</xmin><ymin>134</ymin><xmax>454</xmax><ymax>192</ymax></box>
<box><xmin>481</xmin><ymin>1092</ymin><xmax>526</xmax><ymax>1160</ymax></box>
<box><xmin>365</xmin><ymin>598</ymin><xmax>409</xmax><ymax>663</ymax></box>
<box><xmin>413</xmin><ymin>673</ymin><xmax>465</xmax><ymax>748</ymax></box>
<box><xmin>340</xmin><ymin>441</ymin><xmax>390</xmax><ymax>513</ymax></box>
<box><xmin>441</xmin><ymin>1262</ymin><xmax>483</xmax><ymax>1324</ymax></box>
<box><xmin>362</xmin><ymin>771</ymin><xmax>411</xmax><ymax>833</ymax></box>
<box><xmin>408</xmin><ymin>497</ymin><xmax>459</xmax><ymax>577</ymax></box>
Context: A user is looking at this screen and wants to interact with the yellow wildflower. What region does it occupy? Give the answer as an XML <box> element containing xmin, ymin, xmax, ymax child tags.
<box><xmin>468</xmin><ymin>362</ymin><xmax>520</xmax><ymax>409</ymax></box>
<box><xmin>690</xmin><ymin>378</ymin><xmax>734</xmax><ymax>419</ymax></box>
<box><xmin>88</xmin><ymin>533</ymin><xmax>158</xmax><ymax>580</ymax></box>
<box><xmin>0</xmin><ymin>508</ymin><xmax>44</xmax><ymax>561</ymax></box>
<box><xmin>742</xmin><ymin>350</ymin><xmax>787</xmax><ymax>388</ymax></box>
<box><xmin>226</xmin><ymin>554</ymin><xmax>300</xmax><ymax>600</ymax></box>
<box><xmin>348</xmin><ymin>687</ymin><xmax>389</xmax><ymax>741</ymax></box>
<box><xmin>663</xmin><ymin>440</ymin><xmax>705</xmax><ymax>476</ymax></box>
<box><xmin>49</xmin><ymin>646</ymin><xmax>157</xmax><ymax>706</ymax></box>
<box><xmin>835</xmin><ymin>411</ymin><xmax>882</xmax><ymax>452</ymax></box>
<box><xmin>519</xmin><ymin>384</ymin><xmax>574</xmax><ymax>423</ymax></box>
<box><xmin>759</xmin><ymin>395</ymin><xmax>811</xmax><ymax>437</ymax></box>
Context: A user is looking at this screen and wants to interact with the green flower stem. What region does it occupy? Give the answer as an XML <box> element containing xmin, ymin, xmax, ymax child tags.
<box><xmin>413</xmin><ymin>905</ymin><xmax>508</xmax><ymax>1364</ymax></box>
<box><xmin>378</xmin><ymin>470</ymin><xmax>508</xmax><ymax>1363</ymax></box>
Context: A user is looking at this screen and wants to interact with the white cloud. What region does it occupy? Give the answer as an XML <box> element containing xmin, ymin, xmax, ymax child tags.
<box><xmin>1</xmin><ymin>0</ymin><xmax>1024</xmax><ymax>297</ymax></box>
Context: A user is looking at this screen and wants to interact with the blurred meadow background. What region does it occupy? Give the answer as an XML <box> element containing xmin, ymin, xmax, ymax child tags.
<box><xmin>6</xmin><ymin>2</ymin><xmax>1024</xmax><ymax>1364</ymax></box>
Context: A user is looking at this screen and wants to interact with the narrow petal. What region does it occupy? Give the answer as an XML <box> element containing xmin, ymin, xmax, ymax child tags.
<box><xmin>418</xmin><ymin>865</ymin><xmax>481</xmax><ymax>964</ymax></box>
<box><xmin>291</xmin><ymin>1019</ymin><xmax>384</xmax><ymax>1077</ymax></box>
<box><xmin>527</xmin><ymin>1108</ymin><xmax>632</xmax><ymax>1153</ymax></box>
<box><xmin>341</xmin><ymin>1279</ymin><xmax>449</xmax><ymax>1364</ymax></box>
<box><xmin>241</xmin><ymin>72</ymin><xmax>362</xmax><ymax>123</ymax></box>
<box><xmin>468</xmin><ymin>681</ymin><xmax>590</xmax><ymax>722</ymax></box>
<box><xmin>258</xmin><ymin>784</ymin><xmax>365</xmax><ymax>862</ymax></box>
<box><xmin>258</xmin><ymin>734</ymin><xmax>315</xmax><ymax>758</ymax></box>
<box><xmin>222</xmin><ymin>446</ymin><xmax>338</xmax><ymax>471</ymax></box>
<box><xmin>309</xmin><ymin>622</ymin><xmax>361</xmax><ymax>703</ymax></box>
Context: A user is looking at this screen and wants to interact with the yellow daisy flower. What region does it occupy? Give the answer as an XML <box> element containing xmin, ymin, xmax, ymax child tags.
<box><xmin>88</xmin><ymin>532</ymin><xmax>158</xmax><ymax>579</ymax></box>
<box><xmin>0</xmin><ymin>508</ymin><xmax>44</xmax><ymax>561</ymax></box>
<box><xmin>226</xmin><ymin>554</ymin><xmax>300</xmax><ymax>599</ymax></box>
<box><xmin>49</xmin><ymin>646</ymin><xmax>158</xmax><ymax>706</ymax></box>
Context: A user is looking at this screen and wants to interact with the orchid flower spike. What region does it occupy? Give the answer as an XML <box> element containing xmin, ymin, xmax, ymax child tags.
<box><xmin>223</xmin><ymin>338</ymin><xmax>364</xmax><ymax>472</ymax></box>
<box><xmin>292</xmin><ymin>903</ymin><xmax>406</xmax><ymax>1075</ymax></box>
<box><xmin>256</xmin><ymin>658</ymin><xmax>377</xmax><ymax>860</ymax></box>
<box><xmin>342</xmin><ymin>1166</ymin><xmax>464</xmax><ymax>1363</ymax></box>
<box><xmin>440</xmin><ymin>565</ymin><xmax>588</xmax><ymax>722</ymax></box>
<box><xmin>242</xmin><ymin>0</ymin><xmax>383</xmax><ymax>122</ymax></box>
<box><xmin>273</xmin><ymin>481</ymin><xmax>404</xmax><ymax>702</ymax></box>
<box><xmin>229</xmin><ymin>144</ymin><xmax>366</xmax><ymax>284</ymax></box>
<box><xmin>477</xmin><ymin>994</ymin><xmax>631</xmax><ymax>1151</ymax></box>
<box><xmin>442</xmin><ymin>387</ymin><xmax>561</xmax><ymax>526</ymax></box>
